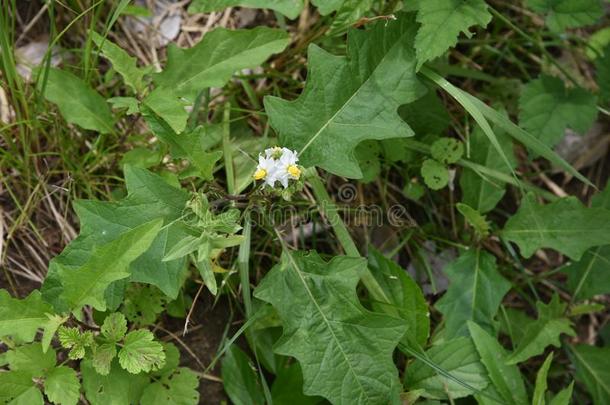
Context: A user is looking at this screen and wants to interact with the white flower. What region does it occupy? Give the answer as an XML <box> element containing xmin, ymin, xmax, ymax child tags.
<box><xmin>254</xmin><ymin>147</ymin><xmax>302</xmax><ymax>189</ymax></box>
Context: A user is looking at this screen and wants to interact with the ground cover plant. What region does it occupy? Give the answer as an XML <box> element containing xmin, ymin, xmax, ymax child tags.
<box><xmin>0</xmin><ymin>0</ymin><xmax>609</xmax><ymax>404</ymax></box>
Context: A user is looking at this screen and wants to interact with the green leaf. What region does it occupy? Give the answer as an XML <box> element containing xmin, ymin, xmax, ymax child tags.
<box><xmin>42</xmin><ymin>166</ymin><xmax>191</xmax><ymax>309</ymax></box>
<box><xmin>549</xmin><ymin>382</ymin><xmax>574</xmax><ymax>405</ymax></box>
<box><xmin>502</xmin><ymin>193</ymin><xmax>610</xmax><ymax>260</ymax></box>
<box><xmin>421</xmin><ymin>159</ymin><xmax>449</xmax><ymax>190</ymax></box>
<box><xmin>506</xmin><ymin>295</ymin><xmax>575</xmax><ymax>365</ymax></box>
<box><xmin>0</xmin><ymin>290</ymin><xmax>54</xmax><ymax>342</ymax></box>
<box><xmin>264</xmin><ymin>14</ymin><xmax>426</xmax><ymax>178</ymax></box>
<box><xmin>456</xmin><ymin>203</ymin><xmax>490</xmax><ymax>238</ymax></box>
<box><xmin>120</xmin><ymin>147</ymin><xmax>162</xmax><ymax>169</ymax></box>
<box><xmin>399</xmin><ymin>87</ymin><xmax>450</xmax><ymax>136</ymax></box>
<box><xmin>101</xmin><ymin>313</ymin><xmax>128</xmax><ymax>341</ymax></box>
<box><xmin>44</xmin><ymin>366</ymin><xmax>80</xmax><ymax>405</ymax></box>
<box><xmin>526</xmin><ymin>0</ymin><xmax>603</xmax><ymax>32</ymax></box>
<box><xmin>118</xmin><ymin>329</ymin><xmax>165</xmax><ymax>374</ymax></box>
<box><xmin>519</xmin><ymin>75</ymin><xmax>597</xmax><ymax>148</ymax></box>
<box><xmin>271</xmin><ymin>363</ymin><xmax>322</xmax><ymax>405</ymax></box>
<box><xmin>41</xmin><ymin>314</ymin><xmax>67</xmax><ymax>353</ymax></box>
<box><xmin>405</xmin><ymin>337</ymin><xmax>489</xmax><ymax>400</ymax></box>
<box><xmin>467</xmin><ymin>322</ymin><xmax>527</xmax><ymax>405</ymax></box>
<box><xmin>58</xmin><ymin>327</ymin><xmax>94</xmax><ymax>360</ymax></box>
<box><xmin>142</xmin><ymin>88</ymin><xmax>189</xmax><ymax>134</ymax></box>
<box><xmin>40</xmin><ymin>68</ymin><xmax>115</xmax><ymax>133</ymax></box>
<box><xmin>108</xmin><ymin>96</ymin><xmax>140</xmax><ymax>115</ymax></box>
<box><xmin>221</xmin><ymin>345</ymin><xmax>265</xmax><ymax>405</ymax></box>
<box><xmin>562</xmin><ymin>180</ymin><xmax>610</xmax><ymax>299</ymax></box>
<box><xmin>6</xmin><ymin>343</ymin><xmax>56</xmax><ymax>377</ymax></box>
<box><xmin>59</xmin><ymin>219</ymin><xmax>162</xmax><ymax>312</ymax></box>
<box><xmin>91</xmin><ymin>31</ymin><xmax>148</xmax><ymax>93</ymax></box>
<box><xmin>139</xmin><ymin>368</ymin><xmax>200</xmax><ymax>405</ymax></box>
<box><xmin>327</xmin><ymin>0</ymin><xmax>375</xmax><ymax>35</ymax></box>
<box><xmin>532</xmin><ymin>352</ymin><xmax>553</xmax><ymax>405</ymax></box>
<box><xmin>368</xmin><ymin>247</ymin><xmax>430</xmax><ymax>347</ymax></box>
<box><xmin>92</xmin><ymin>343</ymin><xmax>117</xmax><ymax>375</ymax></box>
<box><xmin>254</xmin><ymin>251</ymin><xmax>407</xmax><ymax>404</ymax></box>
<box><xmin>188</xmin><ymin>0</ymin><xmax>304</xmax><ymax>19</ymax></box>
<box><xmin>121</xmin><ymin>284</ymin><xmax>166</xmax><ymax>326</ymax></box>
<box><xmin>569</xmin><ymin>345</ymin><xmax>610</xmax><ymax>405</ymax></box>
<box><xmin>154</xmin><ymin>26</ymin><xmax>289</xmax><ymax>101</ymax></box>
<box><xmin>436</xmin><ymin>249</ymin><xmax>511</xmax><ymax>339</ymax></box>
<box><xmin>460</xmin><ymin>114</ymin><xmax>516</xmax><ymax>213</ymax></box>
<box><xmin>81</xmin><ymin>359</ymin><xmax>149</xmax><ymax>405</ymax></box>
<box><xmin>596</xmin><ymin>45</ymin><xmax>610</xmax><ymax>102</ymax></box>
<box><xmin>497</xmin><ymin>307</ymin><xmax>534</xmax><ymax>349</ymax></box>
<box><xmin>415</xmin><ymin>0</ymin><xmax>491</xmax><ymax>68</ymax></box>
<box><xmin>0</xmin><ymin>371</ymin><xmax>40</xmax><ymax>404</ymax></box>
<box><xmin>431</xmin><ymin>137</ymin><xmax>463</xmax><ymax>164</ymax></box>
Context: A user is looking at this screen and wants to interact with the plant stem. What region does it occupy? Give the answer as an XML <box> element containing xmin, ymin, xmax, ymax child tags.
<box><xmin>307</xmin><ymin>170</ymin><xmax>390</xmax><ymax>304</ymax></box>
<box><xmin>222</xmin><ymin>102</ymin><xmax>235</xmax><ymax>195</ymax></box>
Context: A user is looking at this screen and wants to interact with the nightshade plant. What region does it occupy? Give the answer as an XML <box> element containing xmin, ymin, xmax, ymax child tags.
<box><xmin>1</xmin><ymin>1</ymin><xmax>609</xmax><ymax>405</ymax></box>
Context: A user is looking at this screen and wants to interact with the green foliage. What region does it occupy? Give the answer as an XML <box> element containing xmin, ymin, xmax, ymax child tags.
<box><xmin>139</xmin><ymin>368</ymin><xmax>200</xmax><ymax>405</ymax></box>
<box><xmin>368</xmin><ymin>247</ymin><xmax>430</xmax><ymax>347</ymax></box>
<box><xmin>506</xmin><ymin>295</ymin><xmax>575</xmax><ymax>364</ymax></box>
<box><xmin>222</xmin><ymin>345</ymin><xmax>265</xmax><ymax>405</ymax></box>
<box><xmin>596</xmin><ymin>45</ymin><xmax>610</xmax><ymax>102</ymax></box>
<box><xmin>570</xmin><ymin>345</ymin><xmax>610</xmax><ymax>404</ymax></box>
<box><xmin>415</xmin><ymin>0</ymin><xmax>492</xmax><ymax>68</ymax></box>
<box><xmin>271</xmin><ymin>363</ymin><xmax>322</xmax><ymax>405</ymax></box>
<box><xmin>526</xmin><ymin>0</ymin><xmax>603</xmax><ymax>32</ymax></box>
<box><xmin>532</xmin><ymin>352</ymin><xmax>554</xmax><ymax>405</ymax></box>
<box><xmin>468</xmin><ymin>322</ymin><xmax>528</xmax><ymax>405</ymax></box>
<box><xmin>405</xmin><ymin>337</ymin><xmax>489</xmax><ymax>399</ymax></box>
<box><xmin>519</xmin><ymin>75</ymin><xmax>597</xmax><ymax>148</ymax></box>
<box><xmin>265</xmin><ymin>14</ymin><xmax>426</xmax><ymax>178</ymax></box>
<box><xmin>255</xmin><ymin>251</ymin><xmax>407</xmax><ymax>404</ymax></box>
<box><xmin>188</xmin><ymin>0</ymin><xmax>304</xmax><ymax>19</ymax></box>
<box><xmin>456</xmin><ymin>203</ymin><xmax>490</xmax><ymax>238</ymax></box>
<box><xmin>91</xmin><ymin>31</ymin><xmax>149</xmax><ymax>93</ymax></box>
<box><xmin>44</xmin><ymin>366</ymin><xmax>80</xmax><ymax>405</ymax></box>
<box><xmin>430</xmin><ymin>137</ymin><xmax>463</xmax><ymax>164</ymax></box>
<box><xmin>0</xmin><ymin>290</ymin><xmax>54</xmax><ymax>342</ymax></box>
<box><xmin>118</xmin><ymin>329</ymin><xmax>166</xmax><ymax>374</ymax></box>
<box><xmin>503</xmin><ymin>193</ymin><xmax>610</xmax><ymax>260</ymax></box>
<box><xmin>40</xmin><ymin>68</ymin><xmax>115</xmax><ymax>133</ymax></box>
<box><xmin>58</xmin><ymin>327</ymin><xmax>94</xmax><ymax>359</ymax></box>
<box><xmin>436</xmin><ymin>249</ymin><xmax>511</xmax><ymax>339</ymax></box>
<box><xmin>421</xmin><ymin>159</ymin><xmax>449</xmax><ymax>190</ymax></box>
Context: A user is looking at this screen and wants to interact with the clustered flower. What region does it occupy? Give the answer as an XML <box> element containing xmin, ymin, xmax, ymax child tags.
<box><xmin>253</xmin><ymin>146</ymin><xmax>302</xmax><ymax>188</ymax></box>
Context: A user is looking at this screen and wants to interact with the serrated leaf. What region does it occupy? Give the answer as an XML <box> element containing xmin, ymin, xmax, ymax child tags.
<box><xmin>456</xmin><ymin>203</ymin><xmax>490</xmax><ymax>238</ymax></box>
<box><xmin>92</xmin><ymin>343</ymin><xmax>117</xmax><ymax>376</ymax></box>
<box><xmin>140</xmin><ymin>368</ymin><xmax>200</xmax><ymax>405</ymax></box>
<box><xmin>436</xmin><ymin>249</ymin><xmax>511</xmax><ymax>339</ymax></box>
<box><xmin>467</xmin><ymin>322</ymin><xmax>527</xmax><ymax>405</ymax></box>
<box><xmin>91</xmin><ymin>31</ymin><xmax>148</xmax><ymax>93</ymax></box>
<box><xmin>58</xmin><ymin>327</ymin><xmax>94</xmax><ymax>360</ymax></box>
<box><xmin>405</xmin><ymin>337</ymin><xmax>489</xmax><ymax>400</ymax></box>
<box><xmin>562</xmin><ymin>180</ymin><xmax>610</xmax><ymax>300</ymax></box>
<box><xmin>368</xmin><ymin>247</ymin><xmax>430</xmax><ymax>347</ymax></box>
<box><xmin>0</xmin><ymin>290</ymin><xmax>54</xmax><ymax>342</ymax></box>
<box><xmin>431</xmin><ymin>137</ymin><xmax>463</xmax><ymax>164</ymax></box>
<box><xmin>532</xmin><ymin>352</ymin><xmax>553</xmax><ymax>405</ymax></box>
<box><xmin>506</xmin><ymin>295</ymin><xmax>575</xmax><ymax>364</ymax></box>
<box><xmin>519</xmin><ymin>75</ymin><xmax>597</xmax><ymax>148</ymax></box>
<box><xmin>6</xmin><ymin>343</ymin><xmax>56</xmax><ymax>377</ymax></box>
<box><xmin>59</xmin><ymin>219</ymin><xmax>162</xmax><ymax>312</ymax></box>
<box><xmin>415</xmin><ymin>0</ymin><xmax>491</xmax><ymax>68</ymax></box>
<box><xmin>44</xmin><ymin>366</ymin><xmax>80</xmax><ymax>405</ymax></box>
<box><xmin>118</xmin><ymin>329</ymin><xmax>165</xmax><ymax>374</ymax></box>
<box><xmin>81</xmin><ymin>359</ymin><xmax>149</xmax><ymax>405</ymax></box>
<box><xmin>188</xmin><ymin>0</ymin><xmax>304</xmax><ymax>19</ymax></box>
<box><xmin>569</xmin><ymin>345</ymin><xmax>610</xmax><ymax>405</ymax></box>
<box><xmin>41</xmin><ymin>314</ymin><xmax>67</xmax><ymax>353</ymax></box>
<box><xmin>264</xmin><ymin>14</ymin><xmax>426</xmax><ymax>178</ymax></box>
<box><xmin>101</xmin><ymin>313</ymin><xmax>128</xmax><ymax>341</ymax></box>
<box><xmin>460</xmin><ymin>113</ymin><xmax>516</xmax><ymax>213</ymax></box>
<box><xmin>502</xmin><ymin>193</ymin><xmax>610</xmax><ymax>260</ymax></box>
<box><xmin>254</xmin><ymin>251</ymin><xmax>407</xmax><ymax>404</ymax></box>
<box><xmin>421</xmin><ymin>159</ymin><xmax>448</xmax><ymax>190</ymax></box>
<box><xmin>221</xmin><ymin>345</ymin><xmax>265</xmax><ymax>405</ymax></box>
<box><xmin>40</xmin><ymin>68</ymin><xmax>115</xmax><ymax>133</ymax></box>
<box><xmin>0</xmin><ymin>371</ymin><xmax>39</xmax><ymax>404</ymax></box>
<box><xmin>526</xmin><ymin>0</ymin><xmax>603</xmax><ymax>32</ymax></box>
<box><xmin>121</xmin><ymin>284</ymin><xmax>166</xmax><ymax>326</ymax></box>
